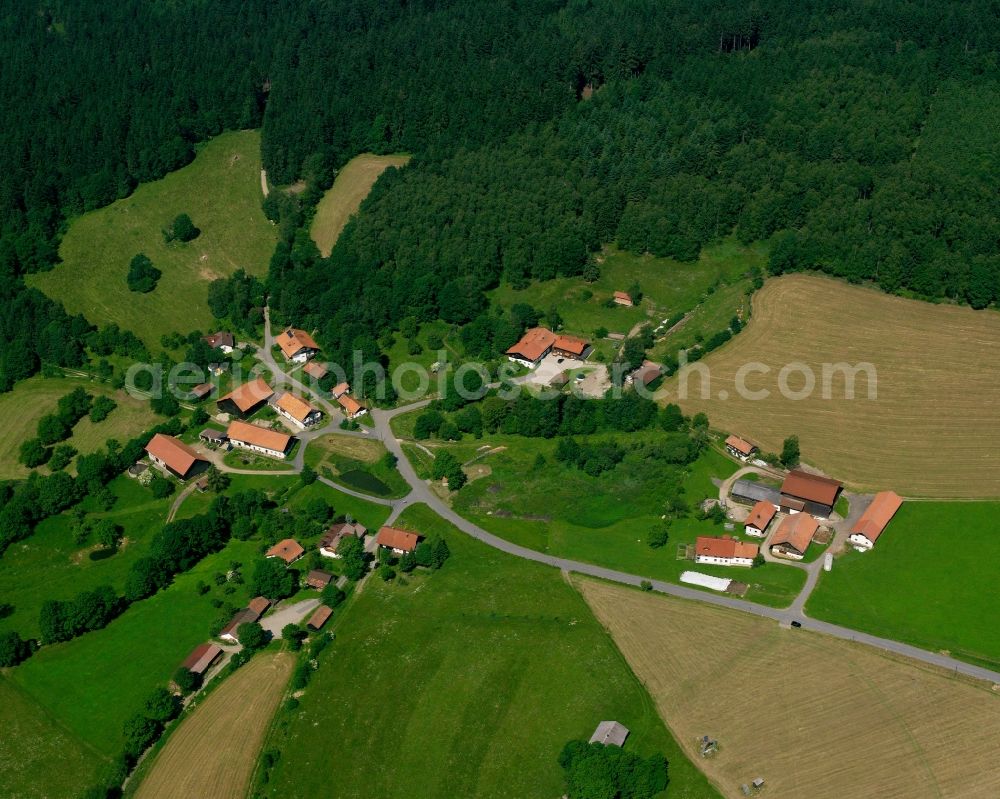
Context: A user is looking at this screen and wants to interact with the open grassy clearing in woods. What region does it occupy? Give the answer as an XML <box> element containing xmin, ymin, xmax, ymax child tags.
<box><xmin>807</xmin><ymin>501</ymin><xmax>1000</xmax><ymax>670</ymax></box>
<box><xmin>447</xmin><ymin>434</ymin><xmax>805</xmax><ymax>607</ymax></box>
<box><xmin>579</xmin><ymin>578</ymin><xmax>1000</xmax><ymax>799</ymax></box>
<box><xmin>27</xmin><ymin>130</ymin><xmax>277</xmax><ymax>349</ymax></box>
<box><xmin>664</xmin><ymin>273</ymin><xmax>1000</xmax><ymax>497</ymax></box>
<box><xmin>310</xmin><ymin>153</ymin><xmax>411</xmax><ymax>256</ymax></box>
<box><xmin>133</xmin><ymin>652</ymin><xmax>294</xmax><ymax>799</ymax></box>
<box><xmin>0</xmin><ymin>375</ymin><xmax>159</xmax><ymax>479</ymax></box>
<box><xmin>257</xmin><ymin>503</ymin><xmax>718</xmax><ymax>799</ymax></box>
<box><xmin>489</xmin><ymin>237</ymin><xmax>763</xmax><ymax>350</ymax></box>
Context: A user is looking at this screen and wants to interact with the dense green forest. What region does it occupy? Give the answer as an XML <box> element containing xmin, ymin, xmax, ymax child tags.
<box><xmin>1</xmin><ymin>0</ymin><xmax>998</xmax><ymax>390</ymax></box>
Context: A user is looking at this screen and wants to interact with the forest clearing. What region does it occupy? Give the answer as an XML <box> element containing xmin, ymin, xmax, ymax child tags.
<box><xmin>310</xmin><ymin>153</ymin><xmax>411</xmax><ymax>257</ymax></box>
<box><xmin>666</xmin><ymin>274</ymin><xmax>1000</xmax><ymax>497</ymax></box>
<box><xmin>579</xmin><ymin>578</ymin><xmax>1000</xmax><ymax>799</ymax></box>
<box><xmin>27</xmin><ymin>130</ymin><xmax>276</xmax><ymax>348</ymax></box>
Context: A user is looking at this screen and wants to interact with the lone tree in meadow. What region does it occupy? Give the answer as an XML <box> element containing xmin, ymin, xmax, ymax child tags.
<box><xmin>126</xmin><ymin>253</ymin><xmax>162</xmax><ymax>293</ymax></box>
<box><xmin>780</xmin><ymin>435</ymin><xmax>801</xmax><ymax>468</ymax></box>
<box><xmin>164</xmin><ymin>212</ymin><xmax>199</xmax><ymax>243</ymax></box>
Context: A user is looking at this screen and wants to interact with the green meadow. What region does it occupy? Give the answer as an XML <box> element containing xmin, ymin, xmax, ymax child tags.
<box><xmin>807</xmin><ymin>501</ymin><xmax>1000</xmax><ymax>669</ymax></box>
<box><xmin>401</xmin><ymin>424</ymin><xmax>805</xmax><ymax>607</ymax></box>
<box><xmin>257</xmin><ymin>503</ymin><xmax>719</xmax><ymax>799</ymax></box>
<box><xmin>0</xmin><ymin>376</ymin><xmax>159</xmax><ymax>480</ymax></box>
<box><xmin>0</xmin><ymin>477</ymin><xmax>170</xmax><ymax>639</ymax></box>
<box><xmin>489</xmin><ymin>237</ymin><xmax>765</xmax><ymax>354</ymax></box>
<box><xmin>28</xmin><ymin>130</ymin><xmax>277</xmax><ymax>348</ymax></box>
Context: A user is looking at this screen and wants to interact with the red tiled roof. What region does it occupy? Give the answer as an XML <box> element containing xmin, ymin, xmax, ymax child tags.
<box><xmin>181</xmin><ymin>643</ymin><xmax>222</xmax><ymax>674</ymax></box>
<box><xmin>613</xmin><ymin>291</ymin><xmax>633</xmax><ymax>304</ymax></box>
<box><xmin>306</xmin><ymin>570</ymin><xmax>333</xmax><ymax>588</ymax></box>
<box><xmin>851</xmin><ymin>491</ymin><xmax>903</xmax><ymax>544</ymax></box>
<box><xmin>275</xmin><ymin>392</ymin><xmax>318</xmax><ymax>424</ymax></box>
<box><xmin>632</xmin><ymin>360</ymin><xmax>662</xmax><ymax>386</ymax></box>
<box><xmin>781</xmin><ymin>470</ymin><xmax>842</xmax><ymax>506</ymax></box>
<box><xmin>771</xmin><ymin>514</ymin><xmax>819</xmax><ymax>555</ymax></box>
<box><xmin>145</xmin><ymin>434</ymin><xmax>203</xmax><ymax>477</ymax></box>
<box><xmin>506</xmin><ymin>327</ymin><xmax>556</xmax><ymax>363</ymax></box>
<box><xmin>331</xmin><ymin>381</ymin><xmax>350</xmax><ymax>397</ymax></box>
<box><xmin>696</xmin><ymin>535</ymin><xmax>758</xmax><ymax>560</ymax></box>
<box><xmin>218</xmin><ymin>377</ymin><xmax>274</xmax><ymax>413</ymax></box>
<box><xmin>376</xmin><ymin>526</ymin><xmax>421</xmax><ymax>553</ymax></box>
<box><xmin>277</xmin><ymin>328</ymin><xmax>320</xmax><ymax>359</ymax></box>
<box><xmin>725</xmin><ymin>435</ymin><xmax>756</xmax><ymax>456</ymax></box>
<box><xmin>320</xmin><ymin>522</ymin><xmax>366</xmax><ymax>549</ymax></box>
<box><xmin>265</xmin><ymin>538</ymin><xmax>304</xmax><ymax>564</ymax></box>
<box><xmin>746</xmin><ymin>500</ymin><xmax>777</xmax><ymax>530</ymax></box>
<box><xmin>307</xmin><ymin>605</ymin><xmax>333</xmax><ymax>629</ymax></box>
<box><xmin>227</xmin><ymin>420</ymin><xmax>293</xmax><ymax>453</ymax></box>
<box><xmin>204</xmin><ymin>332</ymin><xmax>234</xmax><ymax>349</ymax></box>
<box><xmin>303</xmin><ymin>361</ymin><xmax>327</xmax><ymax>379</ymax></box>
<box><xmin>337</xmin><ymin>393</ymin><xmax>364</xmax><ymax>417</ymax></box>
<box><xmin>247</xmin><ymin>596</ymin><xmax>271</xmax><ymax>616</ymax></box>
<box><xmin>553</xmin><ymin>334</ymin><xmax>588</xmax><ymax>356</ymax></box>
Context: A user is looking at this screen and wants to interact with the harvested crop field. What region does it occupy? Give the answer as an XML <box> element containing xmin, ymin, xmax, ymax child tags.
<box><xmin>663</xmin><ymin>274</ymin><xmax>1000</xmax><ymax>496</ymax></box>
<box><xmin>579</xmin><ymin>578</ymin><xmax>1000</xmax><ymax>799</ymax></box>
<box><xmin>134</xmin><ymin>652</ymin><xmax>293</xmax><ymax>799</ymax></box>
<box><xmin>310</xmin><ymin>153</ymin><xmax>410</xmax><ymax>256</ymax></box>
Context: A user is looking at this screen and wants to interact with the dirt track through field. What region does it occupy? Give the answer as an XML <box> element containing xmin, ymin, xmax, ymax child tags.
<box><xmin>662</xmin><ymin>274</ymin><xmax>1000</xmax><ymax>496</ymax></box>
<box><xmin>579</xmin><ymin>578</ymin><xmax>1000</xmax><ymax>799</ymax></box>
<box><xmin>134</xmin><ymin>652</ymin><xmax>293</xmax><ymax>799</ymax></box>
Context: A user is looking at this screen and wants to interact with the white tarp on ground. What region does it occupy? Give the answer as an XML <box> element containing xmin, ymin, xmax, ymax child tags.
<box><xmin>680</xmin><ymin>571</ymin><xmax>732</xmax><ymax>592</ymax></box>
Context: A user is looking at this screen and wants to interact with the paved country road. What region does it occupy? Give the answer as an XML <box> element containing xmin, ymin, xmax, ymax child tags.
<box><xmin>206</xmin><ymin>309</ymin><xmax>1000</xmax><ymax>687</ymax></box>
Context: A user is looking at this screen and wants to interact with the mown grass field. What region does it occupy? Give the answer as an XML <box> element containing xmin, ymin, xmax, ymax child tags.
<box><xmin>580</xmin><ymin>578</ymin><xmax>1000</xmax><ymax>799</ymax></box>
<box><xmin>257</xmin><ymin>504</ymin><xmax>719</xmax><ymax>799</ymax></box>
<box><xmin>0</xmin><ymin>477</ymin><xmax>170</xmax><ymax>639</ymax></box>
<box><xmin>0</xmin><ymin>376</ymin><xmax>159</xmax><ymax>479</ymax></box>
<box><xmin>10</xmin><ymin>538</ymin><xmax>259</xmax><ymax>757</ymax></box>
<box><xmin>489</xmin><ymin>237</ymin><xmax>763</xmax><ymax>347</ymax></box>
<box><xmin>0</xmin><ymin>675</ymin><xmax>103</xmax><ymax>799</ymax></box>
<box><xmin>134</xmin><ymin>652</ymin><xmax>294</xmax><ymax>799</ymax></box>
<box><xmin>663</xmin><ymin>273</ymin><xmax>1000</xmax><ymax>497</ymax></box>
<box><xmin>442</xmin><ymin>433</ymin><xmax>804</xmax><ymax>607</ymax></box>
<box><xmin>807</xmin><ymin>501</ymin><xmax>1000</xmax><ymax>669</ymax></box>
<box><xmin>304</xmin><ymin>433</ymin><xmax>410</xmax><ymax>498</ymax></box>
<box><xmin>28</xmin><ymin>130</ymin><xmax>277</xmax><ymax>348</ymax></box>
<box><xmin>310</xmin><ymin>153</ymin><xmax>411</xmax><ymax>257</ymax></box>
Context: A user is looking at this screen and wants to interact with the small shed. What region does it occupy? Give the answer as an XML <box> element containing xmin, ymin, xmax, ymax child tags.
<box><xmin>307</xmin><ymin>605</ymin><xmax>333</xmax><ymax>630</ymax></box>
<box><xmin>589</xmin><ymin>721</ymin><xmax>630</xmax><ymax>747</ymax></box>
<box><xmin>306</xmin><ymin>570</ymin><xmax>333</xmax><ymax>590</ymax></box>
<box><xmin>181</xmin><ymin>643</ymin><xmax>223</xmax><ymax>676</ymax></box>
<box><xmin>200</xmin><ymin>428</ymin><xmax>228</xmax><ymax>444</ymax></box>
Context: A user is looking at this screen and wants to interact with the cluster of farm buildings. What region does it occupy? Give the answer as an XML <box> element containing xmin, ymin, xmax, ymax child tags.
<box><xmin>692</xmin><ymin>435</ymin><xmax>904</xmax><ymax>570</ymax></box>
<box><xmin>138</xmin><ymin>326</ymin><xmax>374</xmax><ymax>480</ymax></box>
<box><xmin>175</xmin><ymin>522</ymin><xmax>424</xmax><ymax>683</ymax></box>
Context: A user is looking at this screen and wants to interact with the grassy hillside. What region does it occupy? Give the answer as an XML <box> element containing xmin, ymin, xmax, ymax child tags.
<box><xmin>664</xmin><ymin>274</ymin><xmax>1000</xmax><ymax>497</ymax></box>
<box><xmin>0</xmin><ymin>477</ymin><xmax>171</xmax><ymax>639</ymax></box>
<box><xmin>0</xmin><ymin>376</ymin><xmax>159</xmax><ymax>480</ymax></box>
<box><xmin>807</xmin><ymin>501</ymin><xmax>1000</xmax><ymax>670</ymax></box>
<box><xmin>309</xmin><ymin>153</ymin><xmax>411</xmax><ymax>257</ymax></box>
<box><xmin>257</xmin><ymin>504</ymin><xmax>719</xmax><ymax>799</ymax></box>
<box><xmin>28</xmin><ymin>130</ymin><xmax>276</xmax><ymax>348</ymax></box>
<box><xmin>0</xmin><ymin>676</ymin><xmax>103</xmax><ymax>798</ymax></box>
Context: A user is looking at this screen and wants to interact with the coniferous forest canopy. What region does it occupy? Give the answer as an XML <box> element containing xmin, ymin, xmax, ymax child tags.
<box><xmin>1</xmin><ymin>0</ymin><xmax>999</xmax><ymax>389</ymax></box>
